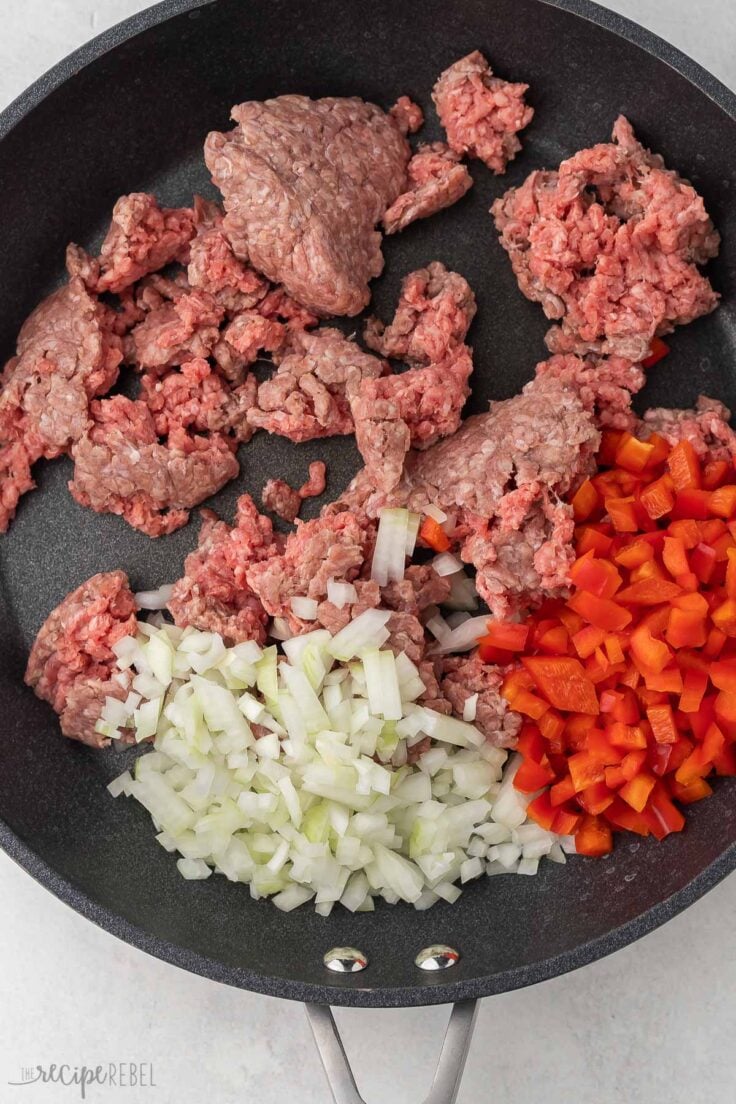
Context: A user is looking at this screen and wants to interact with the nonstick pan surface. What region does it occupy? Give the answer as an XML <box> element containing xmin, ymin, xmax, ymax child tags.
<box><xmin>1</xmin><ymin>0</ymin><xmax>735</xmax><ymax>1008</ymax></box>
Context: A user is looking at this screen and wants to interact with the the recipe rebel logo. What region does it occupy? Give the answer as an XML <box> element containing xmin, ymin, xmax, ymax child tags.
<box><xmin>7</xmin><ymin>1062</ymin><xmax>156</xmax><ymax>1098</ymax></box>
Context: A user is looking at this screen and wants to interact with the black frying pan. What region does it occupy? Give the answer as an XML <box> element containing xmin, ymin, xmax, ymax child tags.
<box><xmin>1</xmin><ymin>1</ymin><xmax>735</xmax><ymax>1088</ymax></box>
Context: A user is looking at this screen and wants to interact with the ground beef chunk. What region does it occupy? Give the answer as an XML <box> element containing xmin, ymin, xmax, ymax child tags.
<box><xmin>66</xmin><ymin>193</ymin><xmax>196</xmax><ymax>295</ymax></box>
<box><xmin>248</xmin><ymin>327</ymin><xmax>384</xmax><ymax>442</ymax></box>
<box><xmin>642</xmin><ymin>395</ymin><xmax>736</xmax><ymax>461</ymax></box>
<box><xmin>492</xmin><ymin>116</ymin><xmax>720</xmax><ymax>361</ymax></box>
<box><xmin>187</xmin><ymin>213</ymin><xmax>269</xmax><ymax>315</ymax></box>
<box><xmin>168</xmin><ymin>494</ymin><xmax>277</xmax><ymax>643</ymax></box>
<box><xmin>69</xmin><ymin>396</ymin><xmax>239</xmax><ymax>536</ymax></box>
<box><xmin>139</xmin><ymin>357</ymin><xmax>256</xmax><ymax>442</ymax></box>
<box><xmin>315</xmin><ymin>578</ymin><xmax>382</xmax><ymax>636</ymax></box>
<box><xmin>0</xmin><ymin>278</ymin><xmax>124</xmax><ymax>531</ymax></box>
<box><xmin>389</xmin><ymin>96</ymin><xmax>424</xmax><ymax>135</ymax></box>
<box><xmin>533</xmin><ymin>353</ymin><xmax>643</xmax><ymax>430</ymax></box>
<box><xmin>204</xmin><ymin>95</ymin><xmax>410</xmax><ymax>316</ymax></box>
<box><xmin>384</xmin><ymin>611</ymin><xmax>426</xmax><ymax>665</ymax></box>
<box><xmin>383</xmin><ymin>143</ymin><xmax>473</xmax><ymax>234</ymax></box>
<box><xmin>432</xmin><ymin>51</ymin><xmax>533</xmax><ymax>174</ymax></box>
<box><xmin>352</xmin><ymin>344</ymin><xmax>473</xmax><ymax>492</ymax></box>
<box><xmin>330</xmin><ymin>376</ymin><xmax>599</xmax><ymax>617</ymax></box>
<box><xmin>220</xmin><ymin>311</ymin><xmax>287</xmax><ymax>366</ymax></box>
<box><xmin>25</xmin><ymin>571</ymin><xmax>137</xmax><ymax>747</ymax></box>
<box><xmin>247</xmin><ymin>511</ymin><xmax>372</xmax><ymax>630</ymax></box>
<box><xmin>440</xmin><ymin>652</ymin><xmax>521</xmax><ymax>747</ymax></box>
<box><xmin>129</xmin><ymin>289</ymin><xmax>224</xmax><ymax>372</ymax></box>
<box><xmin>364</xmin><ymin>261</ymin><xmax>476</xmax><ymax>366</ymax></box>
<box><xmin>262</xmin><ymin>460</ymin><xmax>327</xmax><ymax>523</ymax></box>
<box><xmin>381</xmin><ymin>564</ymin><xmax>452</xmax><ymax>614</ymax></box>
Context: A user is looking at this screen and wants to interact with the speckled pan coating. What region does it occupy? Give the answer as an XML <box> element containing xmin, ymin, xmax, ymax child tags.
<box><xmin>0</xmin><ymin>0</ymin><xmax>735</xmax><ymax>1008</ymax></box>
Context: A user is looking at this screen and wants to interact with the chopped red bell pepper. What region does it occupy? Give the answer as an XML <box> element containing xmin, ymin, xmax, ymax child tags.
<box><xmin>575</xmin><ymin>815</ymin><xmax>613</xmax><ymax>856</ymax></box>
<box><xmin>480</xmin><ymin>621</ymin><xmax>529</xmax><ymax>652</ymax></box>
<box><xmin>641</xmin><ymin>337</ymin><xmax>670</xmax><ymax>369</ymax></box>
<box><xmin>522</xmin><ymin>656</ymin><xmax>599</xmax><ymax>714</ymax></box>
<box><xmin>419</xmin><ymin>515</ymin><xmax>450</xmax><ymax>552</ymax></box>
<box><xmin>667</xmin><ymin>440</ymin><xmax>702</xmax><ymax>491</ymax></box>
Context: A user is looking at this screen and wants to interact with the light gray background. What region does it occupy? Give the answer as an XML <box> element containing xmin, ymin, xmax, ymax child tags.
<box><xmin>1</xmin><ymin>2</ymin><xmax>735</xmax><ymax>1101</ymax></box>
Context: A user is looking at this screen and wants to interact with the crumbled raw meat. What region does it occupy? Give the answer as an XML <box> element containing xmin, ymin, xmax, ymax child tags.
<box><xmin>381</xmin><ymin>564</ymin><xmax>452</xmax><ymax>614</ymax></box>
<box><xmin>247</xmin><ymin>511</ymin><xmax>373</xmax><ymax>630</ymax></box>
<box><xmin>248</xmin><ymin>327</ymin><xmax>384</xmax><ymax>442</ymax></box>
<box><xmin>262</xmin><ymin>460</ymin><xmax>327</xmax><ymax>522</ymax></box>
<box><xmin>221</xmin><ymin>311</ymin><xmax>287</xmax><ymax>365</ymax></box>
<box><xmin>492</xmin><ymin>116</ymin><xmax>720</xmax><ymax>361</ymax></box>
<box><xmin>364</xmin><ymin>261</ymin><xmax>476</xmax><ymax>366</ymax></box>
<box><xmin>384</xmin><ymin>611</ymin><xmax>426</xmax><ymax>665</ymax></box>
<box><xmin>440</xmin><ymin>651</ymin><xmax>521</xmax><ymax>747</ymax></box>
<box><xmin>257</xmin><ymin>286</ymin><xmax>320</xmax><ymax>332</ymax></box>
<box><xmin>138</xmin><ymin>357</ymin><xmax>256</xmax><ymax>441</ymax></box>
<box><xmin>315</xmin><ymin>578</ymin><xmax>381</xmax><ymax>636</ymax></box>
<box><xmin>330</xmin><ymin>375</ymin><xmax>599</xmax><ymax>617</ymax></box>
<box><xmin>168</xmin><ymin>494</ymin><xmax>278</xmax><ymax>643</ymax></box>
<box><xmin>432</xmin><ymin>50</ymin><xmax>533</xmax><ymax>174</ymax></box>
<box><xmin>69</xmin><ymin>396</ymin><xmax>239</xmax><ymax>536</ymax></box>
<box><xmin>0</xmin><ymin>277</ymin><xmax>124</xmax><ymax>531</ymax></box>
<box><xmin>389</xmin><ymin>96</ymin><xmax>424</xmax><ymax>135</ymax></box>
<box><xmin>25</xmin><ymin>571</ymin><xmax>137</xmax><ymax>747</ymax></box>
<box><xmin>352</xmin><ymin>344</ymin><xmax>473</xmax><ymax>492</ymax></box>
<box><xmin>187</xmin><ymin>212</ymin><xmax>269</xmax><ymax>315</ymax></box>
<box><xmin>533</xmin><ymin>353</ymin><xmax>643</xmax><ymax>430</ymax></box>
<box><xmin>382</xmin><ymin>143</ymin><xmax>473</xmax><ymax>234</ymax></box>
<box><xmin>128</xmin><ymin>288</ymin><xmax>224</xmax><ymax>372</ymax></box>
<box><xmin>204</xmin><ymin>95</ymin><xmax>410</xmax><ymax>315</ymax></box>
<box><xmin>66</xmin><ymin>193</ymin><xmax>196</xmax><ymax>294</ymax></box>
<box><xmin>642</xmin><ymin>395</ymin><xmax>736</xmax><ymax>461</ymax></box>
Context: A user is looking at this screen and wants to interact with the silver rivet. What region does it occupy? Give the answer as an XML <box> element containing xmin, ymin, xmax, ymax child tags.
<box><xmin>415</xmin><ymin>945</ymin><xmax>460</xmax><ymax>971</ymax></box>
<box><xmin>324</xmin><ymin>946</ymin><xmax>368</xmax><ymax>973</ymax></box>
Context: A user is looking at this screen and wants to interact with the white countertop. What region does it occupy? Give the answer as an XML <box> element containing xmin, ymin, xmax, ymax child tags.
<box><xmin>1</xmin><ymin>3</ymin><xmax>735</xmax><ymax>1101</ymax></box>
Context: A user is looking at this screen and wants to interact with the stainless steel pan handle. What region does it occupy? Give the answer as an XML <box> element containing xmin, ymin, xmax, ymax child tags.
<box><xmin>305</xmin><ymin>1000</ymin><xmax>478</xmax><ymax>1104</ymax></box>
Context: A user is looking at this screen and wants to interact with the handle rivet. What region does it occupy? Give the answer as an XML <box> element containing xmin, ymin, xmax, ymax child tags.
<box><xmin>324</xmin><ymin>946</ymin><xmax>368</xmax><ymax>973</ymax></box>
<box><xmin>415</xmin><ymin>945</ymin><xmax>460</xmax><ymax>971</ymax></box>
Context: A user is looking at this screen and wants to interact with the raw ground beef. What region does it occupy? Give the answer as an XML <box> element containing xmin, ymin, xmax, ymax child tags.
<box><xmin>128</xmin><ymin>288</ymin><xmax>225</xmax><ymax>372</ymax></box>
<box><xmin>247</xmin><ymin>327</ymin><xmax>385</xmax><ymax>442</ymax></box>
<box><xmin>25</xmin><ymin>570</ymin><xmax>137</xmax><ymax>747</ymax></box>
<box><xmin>492</xmin><ymin>116</ymin><xmax>720</xmax><ymax>361</ymax></box>
<box><xmin>352</xmin><ymin>344</ymin><xmax>473</xmax><ymax>492</ymax></box>
<box><xmin>0</xmin><ymin>278</ymin><xmax>124</xmax><ymax>531</ymax></box>
<box><xmin>69</xmin><ymin>396</ymin><xmax>239</xmax><ymax>537</ymax></box>
<box><xmin>382</xmin><ymin>143</ymin><xmax>473</xmax><ymax>235</ymax></box>
<box><xmin>204</xmin><ymin>95</ymin><xmax>410</xmax><ymax>316</ymax></box>
<box><xmin>354</xmin><ymin>263</ymin><xmax>476</xmax><ymax>489</ymax></box>
<box><xmin>262</xmin><ymin>460</ymin><xmax>327</xmax><ymax>522</ymax></box>
<box><xmin>139</xmin><ymin>357</ymin><xmax>256</xmax><ymax>442</ymax></box>
<box><xmin>381</xmin><ymin>563</ymin><xmax>452</xmax><ymax>615</ymax></box>
<box><xmin>533</xmin><ymin>353</ymin><xmax>644</xmax><ymax>430</ymax></box>
<box><xmin>432</xmin><ymin>50</ymin><xmax>533</xmax><ymax>174</ymax></box>
<box><xmin>187</xmin><ymin>201</ymin><xmax>270</xmax><ymax>315</ymax></box>
<box><xmin>642</xmin><ymin>395</ymin><xmax>736</xmax><ymax>461</ymax></box>
<box><xmin>331</xmin><ymin>375</ymin><xmax>600</xmax><ymax>617</ymax></box>
<box><xmin>220</xmin><ymin>310</ymin><xmax>287</xmax><ymax>368</ymax></box>
<box><xmin>440</xmin><ymin>651</ymin><xmax>521</xmax><ymax>747</ymax></box>
<box><xmin>66</xmin><ymin>193</ymin><xmax>196</xmax><ymax>295</ymax></box>
<box><xmin>246</xmin><ymin>511</ymin><xmax>374</xmax><ymax>631</ymax></box>
<box><xmin>364</xmin><ymin>261</ymin><xmax>476</xmax><ymax>366</ymax></box>
<box><xmin>168</xmin><ymin>494</ymin><xmax>278</xmax><ymax>643</ymax></box>
<box><xmin>389</xmin><ymin>96</ymin><xmax>424</xmax><ymax>135</ymax></box>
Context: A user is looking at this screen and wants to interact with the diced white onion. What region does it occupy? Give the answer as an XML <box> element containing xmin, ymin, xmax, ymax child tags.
<box><xmin>327</xmin><ymin>579</ymin><xmax>357</xmax><ymax>609</ymax></box>
<box><xmin>424</xmin><ymin>505</ymin><xmax>448</xmax><ymax>524</ymax></box>
<box><xmin>432</xmin><ymin>553</ymin><xmax>463</xmax><ymax>577</ymax></box>
<box><xmin>290</xmin><ymin>596</ymin><xmax>318</xmax><ymax>621</ymax></box>
<box><xmin>433</xmin><ymin>615</ymin><xmax>490</xmax><ymax>654</ymax></box>
<box><xmin>371</xmin><ymin>508</ymin><xmax>410</xmax><ymax>585</ymax></box>
<box><xmin>135</xmin><ymin>585</ymin><xmax>174</xmax><ymax>610</ymax></box>
<box><xmin>462</xmin><ymin>693</ymin><xmax>478</xmax><ymax>723</ymax></box>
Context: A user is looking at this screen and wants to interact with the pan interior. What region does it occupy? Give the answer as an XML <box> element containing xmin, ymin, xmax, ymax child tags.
<box><xmin>1</xmin><ymin>0</ymin><xmax>735</xmax><ymax>1006</ymax></box>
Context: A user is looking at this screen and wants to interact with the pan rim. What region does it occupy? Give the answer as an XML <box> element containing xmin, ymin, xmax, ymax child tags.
<box><xmin>0</xmin><ymin>0</ymin><xmax>735</xmax><ymax>1008</ymax></box>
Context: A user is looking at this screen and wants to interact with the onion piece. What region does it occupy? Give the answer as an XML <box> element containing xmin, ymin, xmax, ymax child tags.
<box><xmin>327</xmin><ymin>579</ymin><xmax>357</xmax><ymax>609</ymax></box>
<box><xmin>371</xmin><ymin>508</ymin><xmax>410</xmax><ymax>585</ymax></box>
<box><xmin>290</xmin><ymin>596</ymin><xmax>318</xmax><ymax>621</ymax></box>
<box><xmin>433</xmin><ymin>615</ymin><xmax>490</xmax><ymax>654</ymax></box>
<box><xmin>424</xmin><ymin>504</ymin><xmax>448</xmax><ymax>524</ymax></box>
<box><xmin>135</xmin><ymin>584</ymin><xmax>174</xmax><ymax>610</ymax></box>
<box><xmin>432</xmin><ymin>553</ymin><xmax>463</xmax><ymax>577</ymax></box>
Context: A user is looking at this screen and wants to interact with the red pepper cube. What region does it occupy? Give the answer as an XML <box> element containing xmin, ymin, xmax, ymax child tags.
<box><xmin>714</xmin><ymin>691</ymin><xmax>736</xmax><ymax>738</ymax></box>
<box><xmin>578</xmin><ymin>781</ymin><xmax>615</xmax><ymax>816</ymax></box>
<box><xmin>667</xmin><ymin>440</ymin><xmax>702</xmax><ymax>491</ymax></box>
<box><xmin>571</xmin><ymin>479</ymin><xmax>600</xmax><ymax>522</ymax></box>
<box><xmin>630</xmin><ymin>624</ymin><xmax>673</xmax><ymax>675</ymax></box>
<box><xmin>619</xmin><ymin>771</ymin><xmax>656</xmax><ymax>812</ymax></box>
<box><xmin>669</xmin><ymin>777</ymin><xmax>713</xmax><ymax>804</ymax></box>
<box><xmin>514</xmin><ymin>758</ymin><xmax>556</xmax><ymax>794</ymax></box>
<box><xmin>419</xmin><ymin>516</ymin><xmax>450</xmax><ymax>552</ymax></box>
<box><xmin>526</xmin><ymin>791</ymin><xmax>557</xmax><ymax>831</ymax></box>
<box><xmin>606</xmin><ymin>496</ymin><xmax>639</xmax><ymax>533</ymax></box>
<box><xmin>522</xmin><ymin>656</ymin><xmax>600</xmax><ymax>715</ymax></box>
<box><xmin>604</xmin><ymin>797</ymin><xmax>650</xmax><ymax>836</ymax></box>
<box><xmin>575</xmin><ymin>814</ymin><xmax>613</xmax><ymax>856</ymax></box>
<box><xmin>568</xmin><ymin>591</ymin><xmax>632</xmax><ymax>633</ymax></box>
<box><xmin>665</xmin><ymin>607</ymin><xmax>707</xmax><ymax>649</ymax></box>
<box><xmin>642</xmin><ymin>784</ymin><xmax>686</xmax><ymax>839</ymax></box>
<box><xmin>641</xmin><ymin>337</ymin><xmax>670</xmax><ymax>369</ymax></box>
<box><xmin>480</xmin><ymin>621</ymin><xmax>530</xmax><ymax>652</ymax></box>
<box><xmin>614</xmin><ymin>540</ymin><xmax>655</xmax><ymax>569</ymax></box>
<box><xmin>709</xmin><ymin>485</ymin><xmax>736</xmax><ymax>519</ymax></box>
<box><xmin>646</xmin><ymin>703</ymin><xmax>678</xmax><ymax>745</ymax></box>
<box><xmin>512</xmin><ymin>689</ymin><xmax>550</xmax><ymax>720</ymax></box>
<box><xmin>615</xmin><ymin>434</ymin><xmax>656</xmax><ymax>474</ymax></box>
<box><xmin>576</xmin><ymin>526</ymin><xmax>614</xmax><ymax>557</ymax></box>
<box><xmin>702</xmin><ymin>460</ymin><xmax>731</xmax><ymax>490</ymax></box>
<box><xmin>569</xmin><ymin>553</ymin><xmax>622</xmax><ymax>599</ymax></box>
<box><xmin>712</xmin><ymin>598</ymin><xmax>736</xmax><ymax>637</ymax></box>
<box><xmin>679</xmin><ymin>668</ymin><xmax>709</xmax><ymax>713</ymax></box>
<box><xmin>640</xmin><ymin>475</ymin><xmax>675</xmax><ymax>520</ymax></box>
<box><xmin>662</xmin><ymin>536</ymin><xmax>689</xmax><ymax>578</ymax></box>
<box><xmin>617</xmin><ymin>577</ymin><xmax>682</xmax><ymax>605</ymax></box>
<box><xmin>551</xmin><ymin>807</ymin><xmax>582</xmax><ymax>835</ymax></box>
<box><xmin>572</xmin><ymin>624</ymin><xmax>607</xmax><ymax>660</ymax></box>
<box><xmin>568</xmin><ymin>752</ymin><xmax>605</xmax><ymax>793</ymax></box>
<box><xmin>550</xmin><ymin>776</ymin><xmax>577</xmax><ymax>807</ymax></box>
